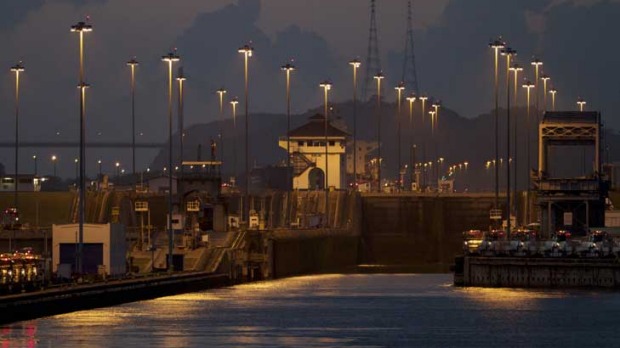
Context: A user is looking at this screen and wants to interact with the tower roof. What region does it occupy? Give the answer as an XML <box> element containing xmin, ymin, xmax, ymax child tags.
<box><xmin>288</xmin><ymin>114</ymin><xmax>349</xmax><ymax>138</ymax></box>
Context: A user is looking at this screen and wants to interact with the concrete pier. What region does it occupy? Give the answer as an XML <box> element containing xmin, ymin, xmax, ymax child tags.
<box><xmin>455</xmin><ymin>256</ymin><xmax>620</xmax><ymax>288</ymax></box>
<box><xmin>0</xmin><ymin>272</ymin><xmax>229</xmax><ymax>324</ymax></box>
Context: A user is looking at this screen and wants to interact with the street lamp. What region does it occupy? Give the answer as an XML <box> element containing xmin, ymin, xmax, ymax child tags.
<box><xmin>419</xmin><ymin>95</ymin><xmax>428</xmax><ymax>124</ymax></box>
<box><xmin>32</xmin><ymin>155</ymin><xmax>37</xmax><ymax>176</ymax></box>
<box><xmin>431</xmin><ymin>101</ymin><xmax>441</xmax><ymax>189</ymax></box>
<box><xmin>115</xmin><ymin>161</ymin><xmax>120</xmax><ymax>184</ymax></box>
<box><xmin>161</xmin><ymin>49</ymin><xmax>180</xmax><ymax>272</ymax></box>
<box><xmin>349</xmin><ymin>58</ymin><xmax>361</xmax><ymax>187</ymax></box>
<box><xmin>431</xmin><ymin>102</ymin><xmax>440</xmax><ymax>133</ymax></box>
<box><xmin>319</xmin><ymin>80</ymin><xmax>332</xmax><ymax>224</ymax></box>
<box><xmin>127</xmin><ymin>57</ymin><xmax>139</xmax><ymax>178</ymax></box>
<box><xmin>238</xmin><ymin>44</ymin><xmax>253</xmax><ymax>224</ymax></box>
<box><xmin>176</xmin><ymin>68</ymin><xmax>186</xmax><ymax>174</ymax></box>
<box><xmin>509</xmin><ymin>63</ymin><xmax>523</xmax><ymax>213</ymax></box>
<box><xmin>531</xmin><ymin>57</ymin><xmax>543</xmax><ymax>122</ymax></box>
<box><xmin>281</xmin><ymin>63</ymin><xmax>295</xmax><ymax>195</ymax></box>
<box><xmin>97</xmin><ymin>159</ymin><xmax>102</xmax><ymax>178</ymax></box>
<box><xmin>522</xmin><ymin>80</ymin><xmax>535</xmax><ymax>224</ymax></box>
<box><xmin>407</xmin><ymin>94</ymin><xmax>416</xmax><ymax>190</ymax></box>
<box><xmin>71</xmin><ymin>20</ymin><xmax>92</xmax><ymax>275</ymax></box>
<box><xmin>395</xmin><ymin>82</ymin><xmax>405</xmax><ymax>191</ymax></box>
<box><xmin>230</xmin><ymin>97</ymin><xmax>239</xmax><ymax>181</ymax></box>
<box><xmin>216</xmin><ymin>87</ymin><xmax>227</xmax><ymax>172</ymax></box>
<box><xmin>74</xmin><ymin>158</ymin><xmax>79</xmax><ymax>186</ymax></box>
<box><xmin>577</xmin><ymin>98</ymin><xmax>586</xmax><ymax>112</ymax></box>
<box><xmin>419</xmin><ymin>95</ymin><xmax>428</xmax><ymax>189</ymax></box>
<box><xmin>489</xmin><ymin>36</ymin><xmax>505</xmax><ymax>212</ymax></box>
<box><xmin>373</xmin><ymin>72</ymin><xmax>384</xmax><ymax>192</ymax></box>
<box><xmin>10</xmin><ymin>62</ymin><xmax>24</xmax><ymax>211</ymax></box>
<box><xmin>501</xmin><ymin>47</ymin><xmax>516</xmax><ymax>237</ymax></box>
<box><xmin>541</xmin><ymin>74</ymin><xmax>550</xmax><ymax>112</ymax></box>
<box><xmin>549</xmin><ymin>88</ymin><xmax>557</xmax><ymax>111</ymax></box>
<box><xmin>51</xmin><ymin>155</ymin><xmax>57</xmax><ymax>177</ymax></box>
<box><xmin>428</xmin><ymin>110</ymin><xmax>437</xmax><ymax>189</ymax></box>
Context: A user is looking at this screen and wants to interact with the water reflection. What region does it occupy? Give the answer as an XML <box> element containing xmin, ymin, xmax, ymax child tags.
<box><xmin>0</xmin><ymin>322</ymin><xmax>38</xmax><ymax>348</ymax></box>
<box><xmin>2</xmin><ymin>274</ymin><xmax>620</xmax><ymax>347</ymax></box>
<box><xmin>456</xmin><ymin>287</ymin><xmax>568</xmax><ymax>310</ymax></box>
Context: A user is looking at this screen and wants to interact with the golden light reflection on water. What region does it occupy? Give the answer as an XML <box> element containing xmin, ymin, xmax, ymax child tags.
<box><xmin>456</xmin><ymin>286</ymin><xmax>568</xmax><ymax>310</ymax></box>
<box><xmin>54</xmin><ymin>308</ymin><xmax>129</xmax><ymax>327</ymax></box>
<box><xmin>230</xmin><ymin>274</ymin><xmax>346</xmax><ymax>291</ymax></box>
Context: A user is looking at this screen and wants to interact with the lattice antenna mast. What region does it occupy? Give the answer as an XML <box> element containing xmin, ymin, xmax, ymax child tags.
<box><xmin>402</xmin><ymin>0</ymin><xmax>420</xmax><ymax>94</ymax></box>
<box><xmin>362</xmin><ymin>0</ymin><xmax>382</xmax><ymax>101</ymax></box>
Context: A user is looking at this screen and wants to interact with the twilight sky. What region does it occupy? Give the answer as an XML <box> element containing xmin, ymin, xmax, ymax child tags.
<box><xmin>0</xmin><ymin>0</ymin><xmax>618</xmax><ymax>177</ymax></box>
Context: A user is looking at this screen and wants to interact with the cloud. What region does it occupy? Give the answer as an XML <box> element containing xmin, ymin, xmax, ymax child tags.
<box><xmin>524</xmin><ymin>10</ymin><xmax>547</xmax><ymax>34</ymax></box>
<box><xmin>0</xmin><ymin>1</ymin><xmax>45</xmax><ymax>31</ymax></box>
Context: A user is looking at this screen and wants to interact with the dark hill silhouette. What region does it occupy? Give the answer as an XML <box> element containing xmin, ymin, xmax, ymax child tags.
<box><xmin>151</xmin><ymin>102</ymin><xmax>620</xmax><ymax>192</ymax></box>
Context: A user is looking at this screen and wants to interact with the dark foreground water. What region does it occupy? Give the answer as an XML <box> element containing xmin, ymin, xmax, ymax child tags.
<box><xmin>2</xmin><ymin>274</ymin><xmax>620</xmax><ymax>347</ymax></box>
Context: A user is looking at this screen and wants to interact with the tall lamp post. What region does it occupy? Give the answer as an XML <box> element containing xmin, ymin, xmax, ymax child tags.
<box><xmin>549</xmin><ymin>88</ymin><xmax>557</xmax><ymax>111</ymax></box>
<box><xmin>115</xmin><ymin>161</ymin><xmax>120</xmax><ymax>184</ymax></box>
<box><xmin>10</xmin><ymin>62</ymin><xmax>24</xmax><ymax>211</ymax></box>
<box><xmin>51</xmin><ymin>155</ymin><xmax>57</xmax><ymax>177</ymax></box>
<box><xmin>531</xmin><ymin>57</ymin><xmax>543</xmax><ymax>122</ymax></box>
<box><xmin>501</xmin><ymin>47</ymin><xmax>516</xmax><ymax>237</ymax></box>
<box><xmin>407</xmin><ymin>94</ymin><xmax>416</xmax><ymax>190</ymax></box>
<box><xmin>373</xmin><ymin>72</ymin><xmax>384</xmax><ymax>192</ymax></box>
<box><xmin>161</xmin><ymin>50</ymin><xmax>180</xmax><ymax>272</ymax></box>
<box><xmin>349</xmin><ymin>59</ymin><xmax>361</xmax><ymax>188</ymax></box>
<box><xmin>509</xmin><ymin>63</ymin><xmax>523</xmax><ymax>222</ymax></box>
<box><xmin>419</xmin><ymin>95</ymin><xmax>428</xmax><ymax>189</ymax></box>
<box><xmin>395</xmin><ymin>82</ymin><xmax>405</xmax><ymax>191</ymax></box>
<box><xmin>127</xmin><ymin>57</ymin><xmax>139</xmax><ymax>178</ymax></box>
<box><xmin>577</xmin><ymin>98</ymin><xmax>586</xmax><ymax>112</ymax></box>
<box><xmin>32</xmin><ymin>155</ymin><xmax>37</xmax><ymax>176</ymax></box>
<box><xmin>281</xmin><ymin>62</ymin><xmax>295</xmax><ymax>189</ymax></box>
<box><xmin>97</xmin><ymin>159</ymin><xmax>102</xmax><ymax>178</ymax></box>
<box><xmin>230</xmin><ymin>97</ymin><xmax>239</xmax><ymax>182</ymax></box>
<box><xmin>489</xmin><ymin>37</ymin><xmax>505</xmax><ymax>213</ymax></box>
<box><xmin>541</xmin><ymin>74</ymin><xmax>550</xmax><ymax>112</ymax></box>
<box><xmin>319</xmin><ymin>80</ymin><xmax>332</xmax><ymax>225</ymax></box>
<box><xmin>431</xmin><ymin>101</ymin><xmax>441</xmax><ymax>189</ymax></box>
<box><xmin>238</xmin><ymin>44</ymin><xmax>253</xmax><ymax>225</ymax></box>
<box><xmin>522</xmin><ymin>80</ymin><xmax>535</xmax><ymax>224</ymax></box>
<box><xmin>216</xmin><ymin>87</ymin><xmax>226</xmax><ymax>171</ymax></box>
<box><xmin>281</xmin><ymin>63</ymin><xmax>295</xmax><ymax>226</ymax></box>
<box><xmin>176</xmin><ymin>68</ymin><xmax>186</xmax><ymax>176</ymax></box>
<box><xmin>71</xmin><ymin>20</ymin><xmax>92</xmax><ymax>275</ymax></box>
<box><xmin>74</xmin><ymin>158</ymin><xmax>79</xmax><ymax>187</ymax></box>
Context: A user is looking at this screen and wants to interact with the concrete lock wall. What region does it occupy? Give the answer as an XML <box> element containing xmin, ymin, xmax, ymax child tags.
<box><xmin>271</xmin><ymin>229</ymin><xmax>359</xmax><ymax>278</ymax></box>
<box><xmin>359</xmin><ymin>193</ymin><xmax>501</xmax><ymax>271</ymax></box>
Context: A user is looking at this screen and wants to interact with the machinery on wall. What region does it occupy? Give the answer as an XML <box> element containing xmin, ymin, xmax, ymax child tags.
<box><xmin>535</xmin><ymin>111</ymin><xmax>608</xmax><ymax>237</ymax></box>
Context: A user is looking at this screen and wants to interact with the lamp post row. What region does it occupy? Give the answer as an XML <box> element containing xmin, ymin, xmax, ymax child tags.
<box><xmin>487</xmin><ymin>35</ymin><xmax>589</xmax><ymax>231</ymax></box>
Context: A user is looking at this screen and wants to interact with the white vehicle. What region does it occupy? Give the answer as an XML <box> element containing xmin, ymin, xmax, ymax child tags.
<box><xmin>576</xmin><ymin>230</ymin><xmax>615</xmax><ymax>258</ymax></box>
<box><xmin>479</xmin><ymin>230</ymin><xmax>506</xmax><ymax>256</ymax></box>
<box><xmin>462</xmin><ymin>230</ymin><xmax>484</xmax><ymax>255</ymax></box>
<box><xmin>506</xmin><ymin>229</ymin><xmax>538</xmax><ymax>256</ymax></box>
<box><xmin>575</xmin><ymin>240</ymin><xmax>599</xmax><ymax>258</ymax></box>
<box><xmin>542</xmin><ymin>230</ymin><xmax>573</xmax><ymax>257</ymax></box>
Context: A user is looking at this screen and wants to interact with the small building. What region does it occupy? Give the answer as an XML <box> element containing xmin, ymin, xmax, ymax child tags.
<box><xmin>144</xmin><ymin>174</ymin><xmax>178</xmax><ymax>194</ymax></box>
<box><xmin>279</xmin><ymin>114</ymin><xmax>349</xmax><ymax>190</ymax></box>
<box><xmin>0</xmin><ymin>174</ymin><xmax>44</xmax><ymax>192</ymax></box>
<box><xmin>345</xmin><ymin>140</ymin><xmax>378</xmax><ymax>181</ymax></box>
<box><xmin>52</xmin><ymin>223</ymin><xmax>126</xmax><ymax>276</ymax></box>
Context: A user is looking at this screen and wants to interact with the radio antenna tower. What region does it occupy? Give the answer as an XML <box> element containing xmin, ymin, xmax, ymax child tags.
<box><xmin>402</xmin><ymin>0</ymin><xmax>420</xmax><ymax>94</ymax></box>
<box><xmin>362</xmin><ymin>0</ymin><xmax>382</xmax><ymax>101</ymax></box>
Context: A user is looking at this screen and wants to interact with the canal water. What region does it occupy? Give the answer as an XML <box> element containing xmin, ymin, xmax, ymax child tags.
<box><xmin>2</xmin><ymin>274</ymin><xmax>620</xmax><ymax>347</ymax></box>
